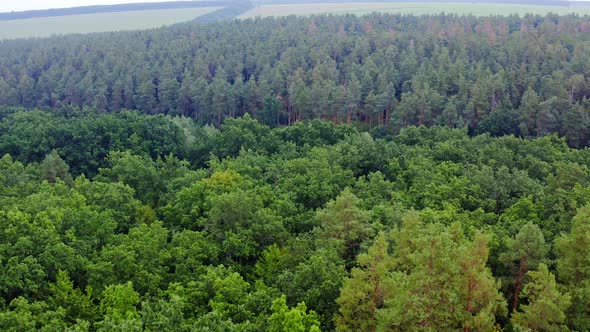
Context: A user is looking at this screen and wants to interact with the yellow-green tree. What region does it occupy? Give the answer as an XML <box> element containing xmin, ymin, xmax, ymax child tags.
<box><xmin>316</xmin><ymin>188</ymin><xmax>373</xmax><ymax>263</ymax></box>
<box><xmin>511</xmin><ymin>263</ymin><xmax>570</xmax><ymax>331</ymax></box>
<box><xmin>336</xmin><ymin>232</ymin><xmax>394</xmax><ymax>332</ymax></box>
<box><xmin>268</xmin><ymin>295</ymin><xmax>321</xmax><ymax>332</ymax></box>
<box><xmin>336</xmin><ymin>214</ymin><xmax>505</xmax><ymax>331</ymax></box>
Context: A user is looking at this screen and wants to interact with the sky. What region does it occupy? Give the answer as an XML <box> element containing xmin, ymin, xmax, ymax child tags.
<box><xmin>2</xmin><ymin>0</ymin><xmax>588</xmax><ymax>13</ymax></box>
<box><xmin>0</xmin><ymin>0</ymin><xmax>192</xmax><ymax>13</ymax></box>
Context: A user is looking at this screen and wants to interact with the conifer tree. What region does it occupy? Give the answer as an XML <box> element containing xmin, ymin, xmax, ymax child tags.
<box><xmin>336</xmin><ymin>232</ymin><xmax>394</xmax><ymax>331</ymax></box>
<box><xmin>511</xmin><ymin>264</ymin><xmax>570</xmax><ymax>331</ymax></box>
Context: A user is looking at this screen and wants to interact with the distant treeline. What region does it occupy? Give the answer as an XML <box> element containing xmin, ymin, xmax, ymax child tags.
<box><xmin>2</xmin><ymin>13</ymin><xmax>590</xmax><ymax>147</ymax></box>
<box><xmin>194</xmin><ymin>0</ymin><xmax>254</xmax><ymax>23</ymax></box>
<box><xmin>0</xmin><ymin>0</ymin><xmax>247</xmax><ymax>21</ymax></box>
<box><xmin>255</xmin><ymin>0</ymin><xmax>574</xmax><ymax>6</ymax></box>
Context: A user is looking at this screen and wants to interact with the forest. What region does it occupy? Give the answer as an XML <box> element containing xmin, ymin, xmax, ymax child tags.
<box><xmin>0</xmin><ymin>108</ymin><xmax>589</xmax><ymax>331</ymax></box>
<box><xmin>0</xmin><ymin>11</ymin><xmax>590</xmax><ymax>332</ymax></box>
<box><xmin>2</xmin><ymin>14</ymin><xmax>590</xmax><ymax>146</ymax></box>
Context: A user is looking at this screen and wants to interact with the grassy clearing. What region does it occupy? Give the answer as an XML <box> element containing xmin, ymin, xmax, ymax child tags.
<box><xmin>0</xmin><ymin>7</ymin><xmax>221</xmax><ymax>40</ymax></box>
<box><xmin>239</xmin><ymin>2</ymin><xmax>590</xmax><ymax>18</ymax></box>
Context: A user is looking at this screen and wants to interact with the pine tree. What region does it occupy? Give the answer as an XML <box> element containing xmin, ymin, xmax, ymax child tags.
<box><xmin>511</xmin><ymin>264</ymin><xmax>570</xmax><ymax>331</ymax></box>
<box><xmin>500</xmin><ymin>222</ymin><xmax>549</xmax><ymax>313</ymax></box>
<box><xmin>137</xmin><ymin>79</ymin><xmax>157</xmax><ymax>114</ymax></box>
<box><xmin>344</xmin><ymin>74</ymin><xmax>362</xmax><ymax>125</ymax></box>
<box><xmin>375</xmin><ymin>214</ymin><xmax>504</xmax><ymax>331</ymax></box>
<box><xmin>379</xmin><ymin>221</ymin><xmax>464</xmax><ymax>330</ymax></box>
<box><xmin>317</xmin><ymin>188</ymin><xmax>373</xmax><ymax>263</ymax></box>
<box><xmin>336</xmin><ymin>232</ymin><xmax>394</xmax><ymax>332</ymax></box>
<box><xmin>459</xmin><ymin>233</ymin><xmax>507</xmax><ymax>331</ymax></box>
<box><xmin>40</xmin><ymin>150</ymin><xmax>73</xmax><ymax>185</ymax></box>
<box><xmin>158</xmin><ymin>65</ymin><xmax>180</xmax><ymax>114</ymax></box>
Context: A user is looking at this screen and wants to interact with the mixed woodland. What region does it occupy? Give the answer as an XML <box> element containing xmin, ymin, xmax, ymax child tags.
<box><xmin>0</xmin><ymin>12</ymin><xmax>590</xmax><ymax>331</ymax></box>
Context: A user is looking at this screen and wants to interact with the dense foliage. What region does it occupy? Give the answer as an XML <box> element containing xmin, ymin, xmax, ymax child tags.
<box><xmin>2</xmin><ymin>10</ymin><xmax>590</xmax><ymax>331</ymax></box>
<box><xmin>0</xmin><ymin>107</ymin><xmax>589</xmax><ymax>330</ymax></box>
<box><xmin>0</xmin><ymin>108</ymin><xmax>185</xmax><ymax>177</ymax></box>
<box><xmin>1</xmin><ymin>13</ymin><xmax>590</xmax><ymax>146</ymax></box>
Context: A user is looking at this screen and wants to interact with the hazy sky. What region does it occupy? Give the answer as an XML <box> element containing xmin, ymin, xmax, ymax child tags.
<box><xmin>0</xmin><ymin>0</ymin><xmax>192</xmax><ymax>13</ymax></box>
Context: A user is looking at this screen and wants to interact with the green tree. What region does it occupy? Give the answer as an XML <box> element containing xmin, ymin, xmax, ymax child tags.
<box><xmin>158</xmin><ymin>65</ymin><xmax>180</xmax><ymax>114</ymax></box>
<box><xmin>39</xmin><ymin>150</ymin><xmax>72</xmax><ymax>185</ymax></box>
<box><xmin>88</xmin><ymin>222</ymin><xmax>170</xmax><ymax>294</ymax></box>
<box><xmin>555</xmin><ymin>205</ymin><xmax>590</xmax><ymax>330</ymax></box>
<box><xmin>141</xmin><ymin>291</ymin><xmax>188</xmax><ymax>332</ymax></box>
<box><xmin>336</xmin><ymin>232</ymin><xmax>394</xmax><ymax>331</ymax></box>
<box><xmin>519</xmin><ymin>88</ymin><xmax>540</xmax><ymax>137</ymax></box>
<box><xmin>268</xmin><ymin>295</ymin><xmax>321</xmax><ymax>332</ymax></box>
<box><xmin>48</xmin><ymin>271</ymin><xmax>97</xmax><ymax>326</ymax></box>
<box><xmin>96</xmin><ymin>282</ymin><xmax>141</xmax><ymax>330</ymax></box>
<box><xmin>458</xmin><ymin>233</ymin><xmax>507</xmax><ymax>331</ymax></box>
<box><xmin>98</xmin><ymin>151</ymin><xmax>164</xmax><ymax>206</ymax></box>
<box><xmin>316</xmin><ymin>188</ymin><xmax>373</xmax><ymax>263</ymax></box>
<box><xmin>0</xmin><ymin>297</ymin><xmax>70</xmax><ymax>331</ymax></box>
<box><xmin>0</xmin><ymin>77</ymin><xmax>17</xmax><ymax>105</ymax></box>
<box><xmin>511</xmin><ymin>264</ymin><xmax>570</xmax><ymax>332</ymax></box>
<box><xmin>137</xmin><ymin>79</ymin><xmax>158</xmax><ymax>114</ymax></box>
<box><xmin>500</xmin><ymin>222</ymin><xmax>549</xmax><ymax>312</ymax></box>
<box><xmin>279</xmin><ymin>249</ymin><xmax>346</xmax><ymax>330</ymax></box>
<box><xmin>374</xmin><ymin>214</ymin><xmax>505</xmax><ymax>331</ymax></box>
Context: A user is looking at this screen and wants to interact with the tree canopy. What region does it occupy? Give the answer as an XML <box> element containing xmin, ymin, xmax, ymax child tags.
<box><xmin>1</xmin><ymin>10</ymin><xmax>590</xmax><ymax>332</ymax></box>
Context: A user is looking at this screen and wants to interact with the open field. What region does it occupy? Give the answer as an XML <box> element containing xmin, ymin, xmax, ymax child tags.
<box><xmin>0</xmin><ymin>7</ymin><xmax>221</xmax><ymax>39</ymax></box>
<box><xmin>239</xmin><ymin>2</ymin><xmax>590</xmax><ymax>18</ymax></box>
